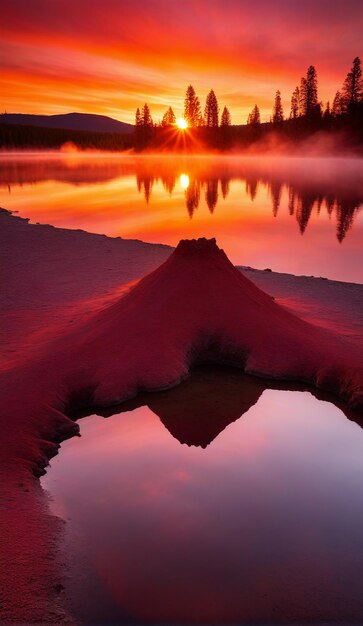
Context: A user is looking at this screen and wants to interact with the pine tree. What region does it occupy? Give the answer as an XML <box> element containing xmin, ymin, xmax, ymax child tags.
<box><xmin>141</xmin><ymin>103</ymin><xmax>153</xmax><ymax>127</ymax></box>
<box><xmin>342</xmin><ymin>57</ymin><xmax>363</xmax><ymax>112</ymax></box>
<box><xmin>300</xmin><ymin>66</ymin><xmax>318</xmax><ymax>116</ymax></box>
<box><xmin>220</xmin><ymin>106</ymin><xmax>231</xmax><ymax>126</ymax></box>
<box><xmin>332</xmin><ymin>90</ymin><xmax>343</xmax><ymax>117</ymax></box>
<box><xmin>323</xmin><ymin>101</ymin><xmax>331</xmax><ymax>119</ymax></box>
<box><xmin>204</xmin><ymin>90</ymin><xmax>219</xmax><ymax>127</ymax></box>
<box><xmin>161</xmin><ymin>106</ymin><xmax>176</xmax><ymax>127</ymax></box>
<box><xmin>306</xmin><ymin>65</ymin><xmax>318</xmax><ymax>114</ymax></box>
<box><xmin>290</xmin><ymin>86</ymin><xmax>300</xmax><ymax>118</ymax></box>
<box><xmin>184</xmin><ymin>85</ymin><xmax>202</xmax><ymax>127</ymax></box>
<box><xmin>247</xmin><ymin>105</ymin><xmax>260</xmax><ymax>125</ymax></box>
<box><xmin>272</xmin><ymin>90</ymin><xmax>284</xmax><ymax>123</ymax></box>
<box><xmin>299</xmin><ymin>77</ymin><xmax>307</xmax><ymax>115</ymax></box>
<box><xmin>135</xmin><ymin>108</ymin><xmax>142</xmax><ymax>126</ymax></box>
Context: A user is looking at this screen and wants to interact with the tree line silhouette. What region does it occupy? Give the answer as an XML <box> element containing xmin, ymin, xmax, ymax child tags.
<box><xmin>0</xmin><ymin>122</ymin><xmax>134</xmax><ymax>151</ymax></box>
<box><xmin>135</xmin><ymin>170</ymin><xmax>362</xmax><ymax>243</ymax></box>
<box><xmin>135</xmin><ymin>57</ymin><xmax>363</xmax><ymax>150</ymax></box>
<box><xmin>1</xmin><ymin>57</ymin><xmax>361</xmax><ymax>152</ymax></box>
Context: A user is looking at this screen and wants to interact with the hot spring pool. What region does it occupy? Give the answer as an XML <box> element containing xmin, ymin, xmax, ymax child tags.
<box><xmin>42</xmin><ymin>366</ymin><xmax>363</xmax><ymax>624</ymax></box>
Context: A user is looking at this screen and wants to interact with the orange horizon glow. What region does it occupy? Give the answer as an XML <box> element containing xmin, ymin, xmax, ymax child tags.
<box><xmin>1</xmin><ymin>0</ymin><xmax>362</xmax><ymax>124</ymax></box>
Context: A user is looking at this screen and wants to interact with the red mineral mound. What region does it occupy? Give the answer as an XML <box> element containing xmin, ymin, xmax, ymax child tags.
<box><xmin>1</xmin><ymin>237</ymin><xmax>362</xmax><ymax>624</ymax></box>
<box><xmin>1</xmin><ymin>238</ymin><xmax>363</xmax><ymax>476</ymax></box>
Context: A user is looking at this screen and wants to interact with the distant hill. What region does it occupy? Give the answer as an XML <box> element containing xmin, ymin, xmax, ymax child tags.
<box><xmin>0</xmin><ymin>112</ymin><xmax>134</xmax><ymax>134</ymax></box>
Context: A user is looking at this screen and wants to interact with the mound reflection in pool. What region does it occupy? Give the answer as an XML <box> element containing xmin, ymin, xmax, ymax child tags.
<box><xmin>42</xmin><ymin>366</ymin><xmax>363</xmax><ymax>624</ymax></box>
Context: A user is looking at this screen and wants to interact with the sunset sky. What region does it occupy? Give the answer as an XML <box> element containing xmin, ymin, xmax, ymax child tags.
<box><xmin>1</xmin><ymin>0</ymin><xmax>362</xmax><ymax>124</ymax></box>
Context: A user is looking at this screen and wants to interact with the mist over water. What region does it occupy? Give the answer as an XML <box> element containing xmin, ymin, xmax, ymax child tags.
<box><xmin>1</xmin><ymin>153</ymin><xmax>362</xmax><ymax>282</ymax></box>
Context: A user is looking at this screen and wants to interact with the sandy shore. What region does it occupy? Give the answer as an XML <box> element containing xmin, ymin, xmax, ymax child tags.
<box><xmin>1</xmin><ymin>207</ymin><xmax>362</xmax><ymax>624</ymax></box>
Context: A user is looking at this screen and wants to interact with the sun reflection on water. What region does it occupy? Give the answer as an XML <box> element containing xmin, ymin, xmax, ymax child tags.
<box><xmin>180</xmin><ymin>173</ymin><xmax>190</xmax><ymax>189</ymax></box>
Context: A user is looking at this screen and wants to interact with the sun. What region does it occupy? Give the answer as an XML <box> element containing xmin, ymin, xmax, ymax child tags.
<box><xmin>177</xmin><ymin>117</ymin><xmax>188</xmax><ymax>130</ymax></box>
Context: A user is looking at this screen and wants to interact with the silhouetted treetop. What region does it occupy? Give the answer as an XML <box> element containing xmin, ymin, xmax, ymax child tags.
<box><xmin>204</xmin><ymin>90</ymin><xmax>219</xmax><ymax>127</ymax></box>
<box><xmin>272</xmin><ymin>90</ymin><xmax>284</xmax><ymax>123</ymax></box>
<box><xmin>323</xmin><ymin>101</ymin><xmax>331</xmax><ymax>119</ymax></box>
<box><xmin>300</xmin><ymin>66</ymin><xmax>318</xmax><ymax>117</ymax></box>
<box><xmin>220</xmin><ymin>106</ymin><xmax>231</xmax><ymax>126</ymax></box>
<box><xmin>290</xmin><ymin>86</ymin><xmax>300</xmax><ymax>119</ymax></box>
<box><xmin>161</xmin><ymin>106</ymin><xmax>176</xmax><ymax>127</ymax></box>
<box><xmin>332</xmin><ymin>91</ymin><xmax>343</xmax><ymax>117</ymax></box>
<box><xmin>141</xmin><ymin>103</ymin><xmax>153</xmax><ymax>127</ymax></box>
<box><xmin>342</xmin><ymin>57</ymin><xmax>363</xmax><ymax>112</ymax></box>
<box><xmin>247</xmin><ymin>104</ymin><xmax>260</xmax><ymax>125</ymax></box>
<box><xmin>135</xmin><ymin>108</ymin><xmax>142</xmax><ymax>126</ymax></box>
<box><xmin>184</xmin><ymin>85</ymin><xmax>202</xmax><ymax>127</ymax></box>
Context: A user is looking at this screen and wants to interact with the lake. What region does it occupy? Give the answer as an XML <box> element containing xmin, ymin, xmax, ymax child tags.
<box><xmin>42</xmin><ymin>366</ymin><xmax>363</xmax><ymax>624</ymax></box>
<box><xmin>1</xmin><ymin>152</ymin><xmax>362</xmax><ymax>282</ymax></box>
<box><xmin>6</xmin><ymin>152</ymin><xmax>361</xmax><ymax>623</ymax></box>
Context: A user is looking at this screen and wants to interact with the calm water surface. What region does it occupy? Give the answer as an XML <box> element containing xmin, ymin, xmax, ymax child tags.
<box><xmin>42</xmin><ymin>368</ymin><xmax>363</xmax><ymax>624</ymax></box>
<box><xmin>1</xmin><ymin>153</ymin><xmax>363</xmax><ymax>282</ymax></box>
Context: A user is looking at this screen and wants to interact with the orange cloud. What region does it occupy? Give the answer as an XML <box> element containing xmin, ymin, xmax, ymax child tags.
<box><xmin>1</xmin><ymin>0</ymin><xmax>362</xmax><ymax>123</ymax></box>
